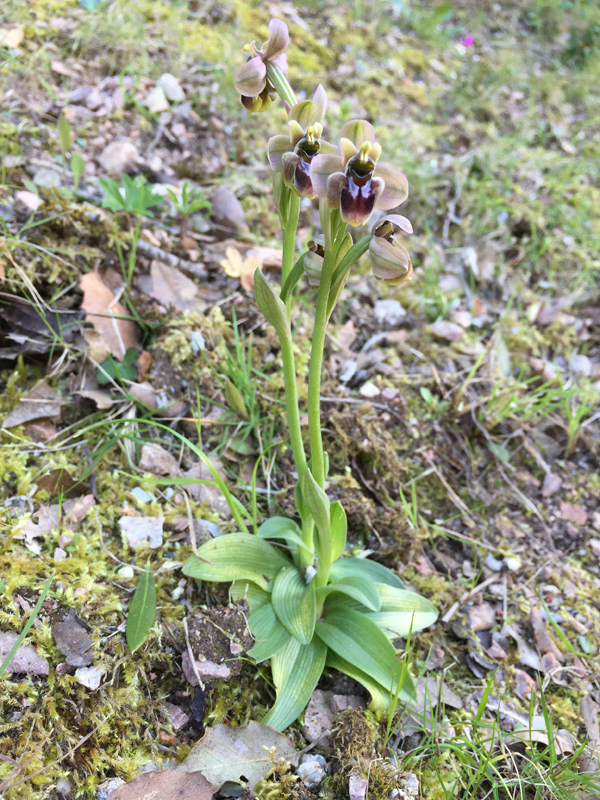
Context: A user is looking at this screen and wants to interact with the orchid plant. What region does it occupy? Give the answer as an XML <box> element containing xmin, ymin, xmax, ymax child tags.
<box><xmin>183</xmin><ymin>18</ymin><xmax>437</xmax><ymax>732</ymax></box>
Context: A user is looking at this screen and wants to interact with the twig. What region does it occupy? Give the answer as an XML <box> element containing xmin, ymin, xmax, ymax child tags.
<box><xmin>135</xmin><ymin>240</ymin><xmax>208</xmax><ymax>278</ymax></box>
<box><xmin>183</xmin><ymin>616</ymin><xmax>205</xmax><ymax>691</ymax></box>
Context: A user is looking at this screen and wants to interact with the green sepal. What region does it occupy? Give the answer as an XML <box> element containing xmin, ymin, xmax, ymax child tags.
<box><xmin>262</xmin><ymin>636</ymin><xmax>327</xmax><ymax>732</ymax></box>
<box><xmin>316</xmin><ymin>607</ymin><xmax>415</xmax><ymax>701</ymax></box>
<box><xmin>329</xmin><ymin>557</ymin><xmax>405</xmax><ymax>590</ymax></box>
<box><xmin>329</xmin><ymin>501</ymin><xmax>347</xmax><ymax>561</ymax></box>
<box><xmin>182</xmin><ymin>533</ymin><xmax>292</xmax><ymax>591</ymax></box>
<box><xmin>272</xmin><ymin>566</ymin><xmax>317</xmax><ymax>645</ymax></box>
<box><xmin>247</xmin><ymin>602</ymin><xmax>291</xmax><ymax>662</ymax></box>
<box><xmin>254</xmin><ymin>269</ymin><xmax>291</xmax><ymax>343</ymax></box>
<box><xmin>317</xmin><ymin>575</ymin><xmax>380</xmax><ymax>612</ymax></box>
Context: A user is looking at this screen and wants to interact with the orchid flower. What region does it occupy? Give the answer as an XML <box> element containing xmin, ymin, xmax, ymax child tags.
<box><xmin>267</xmin><ymin>86</ymin><xmax>337</xmax><ymax>198</ymax></box>
<box><xmin>369</xmin><ymin>214</ymin><xmax>413</xmax><ymax>285</ymax></box>
<box><xmin>234</xmin><ymin>19</ymin><xmax>290</xmax><ymax>113</ymax></box>
<box><xmin>310</xmin><ymin>120</ymin><xmax>409</xmax><ymax>227</ymax></box>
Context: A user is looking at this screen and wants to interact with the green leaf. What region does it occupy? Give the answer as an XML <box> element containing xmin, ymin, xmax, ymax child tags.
<box><xmin>254</xmin><ymin>269</ymin><xmax>291</xmax><ymax>343</ymax></box>
<box><xmin>488</xmin><ymin>441</ymin><xmax>510</xmax><ymax>463</ymax></box>
<box><xmin>326</xmin><ymin>650</ymin><xmax>391</xmax><ymax>712</ymax></box>
<box><xmin>230</xmin><ymin>580</ymin><xmax>270</xmax><ymax>610</ymax></box>
<box><xmin>57</xmin><ymin>114</ymin><xmax>71</xmax><ymax>158</ymax></box>
<box><xmin>364</xmin><ymin>584</ymin><xmax>438</xmax><ymax>638</ymax></box>
<box><xmin>247</xmin><ymin>602</ymin><xmax>291</xmax><ymax>662</ymax></box>
<box><xmin>272</xmin><ymin>566</ymin><xmax>317</xmax><ymax>645</ymax></box>
<box><xmin>262</xmin><ymin>637</ymin><xmax>327</xmax><ymax>732</ymax></box>
<box><xmin>301</xmin><ymin>470</ymin><xmax>330</xmax><ymax>563</ymax></box>
<box><xmin>126</xmin><ymin>568</ymin><xmax>156</xmax><ymax>652</ymax></box>
<box><xmin>97</xmin><ymin>347</ymin><xmax>139</xmax><ymax>385</ymax></box>
<box><xmin>317</xmin><ymin>576</ymin><xmax>380</xmax><ymax>612</ymax></box>
<box><xmin>225</xmin><ymin>379</ymin><xmax>249</xmax><ymax>419</ymax></box>
<box><xmin>71</xmin><ymin>152</ymin><xmax>85</xmax><ymax>193</ymax></box>
<box><xmin>329</xmin><ymin>558</ymin><xmax>405</xmax><ymax>590</ymax></box>
<box><xmin>329</xmin><ymin>501</ymin><xmax>347</xmax><ymax>561</ymax></box>
<box><xmin>257</xmin><ymin>516</ymin><xmax>309</xmax><ymax>553</ymax></box>
<box><xmin>316</xmin><ymin>607</ymin><xmax>414</xmax><ymax>700</ymax></box>
<box><xmin>182</xmin><ymin>534</ymin><xmax>292</xmax><ymax>590</ymax></box>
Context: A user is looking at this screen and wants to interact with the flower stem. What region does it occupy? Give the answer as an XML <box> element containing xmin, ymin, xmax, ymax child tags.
<box><xmin>280</xmin><ymin>333</ymin><xmax>307</xmax><ymax>482</ymax></box>
<box><xmin>307</xmin><ymin>204</ymin><xmax>335</xmax><ymax>488</ymax></box>
<box><xmin>281</xmin><ymin>193</ymin><xmax>300</xmax><ymax>313</ymax></box>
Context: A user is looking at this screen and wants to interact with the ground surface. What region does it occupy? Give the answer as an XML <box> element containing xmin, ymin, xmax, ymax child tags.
<box><xmin>1</xmin><ymin>0</ymin><xmax>600</xmax><ymax>798</ymax></box>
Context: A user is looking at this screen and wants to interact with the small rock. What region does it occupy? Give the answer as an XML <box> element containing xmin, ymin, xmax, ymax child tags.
<box><xmin>464</xmin><ymin>601</ymin><xmax>495</xmax><ymax>632</ymax></box>
<box><xmin>165</xmin><ymin>702</ymin><xmax>190</xmax><ymax>731</ymax></box>
<box><xmin>359</xmin><ymin>381</ymin><xmax>380</xmax><ymax>398</ymax></box>
<box><xmin>349</xmin><ymin>775</ymin><xmax>368</xmax><ymax>800</ymax></box>
<box><xmin>559</xmin><ymin>502</ymin><xmax>588</xmax><ymax>526</ymax></box>
<box><xmin>211</xmin><ymin>185</ymin><xmax>248</xmax><ymax>232</ymax></box>
<box><xmin>118</xmin><ymin>565</ymin><xmax>135</xmax><ymax>578</ymax></box>
<box><xmin>119</xmin><ymin>516</ymin><xmax>164</xmax><ymax>550</ymax></box>
<box><xmin>430</xmin><ymin>320</ymin><xmax>464</xmax><ymax>342</ymax></box>
<box><xmin>331</xmin><ymin>694</ymin><xmax>365</xmax><ymax>714</ymax></box>
<box><xmin>193</xmin><ymin>518</ymin><xmax>222</xmax><ymax>545</ymax></box>
<box><xmin>85</xmin><ymin>88</ymin><xmax>104</xmax><ymax>111</ymax></box>
<box><xmin>541</xmin><ymin>472</ymin><xmax>562</xmax><ymax>497</ymax></box>
<box><xmin>297</xmin><ymin>754</ymin><xmax>327</xmax><ymax>789</ymax></box>
<box><xmin>486</xmin><ymin>641</ymin><xmax>508</xmax><ymax>659</ymax></box>
<box><xmin>54</xmin><ymin>547</ymin><xmax>67</xmax><ymax>561</ymax></box>
<box><xmin>402</xmin><ymin>773</ymin><xmax>419</xmax><ymax>797</ymax></box>
<box><xmin>374</xmin><ymin>299</ymin><xmax>405</xmax><ymax>327</ymax></box>
<box><xmin>75</xmin><ymin>665</ymin><xmax>106</xmax><ymax>690</ymax></box>
<box><xmin>484</xmin><ymin>554</ymin><xmax>504</xmax><ymax>572</ymax></box>
<box><xmin>15</xmin><ymin>190</ymin><xmax>42</xmax><ymax>211</ymax></box>
<box><xmin>381</xmin><ymin>386</ymin><xmax>400</xmax><ymax>400</ymax></box>
<box><xmin>181</xmin><ymin>651</ymin><xmax>231</xmax><ymax>685</ymax></box>
<box><xmin>129</xmin><ymin>487</ymin><xmax>156</xmax><ymax>504</ymax></box>
<box><xmin>144</xmin><ymin>85</ymin><xmax>170</xmax><ymax>113</ymax></box>
<box><xmin>301</xmin><ymin>689</ymin><xmax>334</xmax><ymax>744</ymax></box>
<box><xmin>569</xmin><ymin>354</ymin><xmax>592</xmax><ymax>377</ymax></box>
<box><xmin>96</xmin><ymin>777</ymin><xmax>125</xmax><ymax>800</ymax></box>
<box><xmin>591</xmin><ymin>511</ymin><xmax>600</xmax><ymax>533</ymax></box>
<box><xmin>450</xmin><ymin>310</ymin><xmax>472</xmax><ymax>328</ymax></box>
<box><xmin>99</xmin><ymin>140</ymin><xmax>139</xmax><ymax>174</ymax></box>
<box><xmin>32</xmin><ymin>166</ymin><xmax>62</xmax><ymax>188</ymax></box>
<box><xmin>0</xmin><ymin>631</ymin><xmax>49</xmax><ymax>675</ymax></box>
<box><xmin>157</xmin><ymin>73</ymin><xmax>185</xmax><ymax>102</ymax></box>
<box><xmin>504</xmin><ymin>557</ymin><xmax>521</xmax><ymax>571</ymax></box>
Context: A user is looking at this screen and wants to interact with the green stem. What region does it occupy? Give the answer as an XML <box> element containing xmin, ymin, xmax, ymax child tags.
<box><xmin>281</xmin><ymin>193</ymin><xmax>300</xmax><ymax>314</ymax></box>
<box><xmin>265</xmin><ymin>62</ymin><xmax>297</xmax><ymax>106</ymax></box>
<box><xmin>307</xmin><ymin>204</ymin><xmax>335</xmax><ymax>488</ymax></box>
<box><xmin>280</xmin><ymin>333</ymin><xmax>307</xmax><ymax>483</ymax></box>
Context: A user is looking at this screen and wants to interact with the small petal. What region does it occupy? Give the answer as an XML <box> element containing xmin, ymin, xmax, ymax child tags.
<box><xmin>339</xmin><ymin>119</ymin><xmax>375</xmax><ymax>150</ymax></box>
<box><xmin>311</xmin><ymin>84</ymin><xmax>327</xmax><ymax>122</ymax></box>
<box><xmin>282</xmin><ymin>152</ymin><xmax>299</xmax><ymax>187</ymax></box>
<box><xmin>327</xmin><ymin>173</ymin><xmax>346</xmax><ymax>209</ymax></box>
<box><xmin>269</xmin><ymin>52</ymin><xmax>288</xmax><ymax>75</ymax></box>
<box><xmin>374</xmin><ymin>214</ymin><xmax>413</xmax><ymax>235</ymax></box>
<box><xmin>288</xmin><ymin>120</ymin><xmax>304</xmax><ymax>146</ymax></box>
<box><xmin>288</xmin><ymin>100</ymin><xmax>318</xmax><ymax>130</ymax></box>
<box><xmin>339</xmin><ymin>137</ymin><xmax>358</xmax><ymax>165</ymax></box>
<box><xmin>310</xmin><ymin>153</ymin><xmax>344</xmax><ymax>197</ymax></box>
<box><xmin>234</xmin><ymin>57</ymin><xmax>267</xmax><ymax>97</ymax></box>
<box><xmin>268</xmin><ymin>135</ymin><xmax>293</xmax><ymax>171</ymax></box>
<box><xmin>373</xmin><ymin>163</ymin><xmax>409</xmax><ymax>209</ymax></box>
<box><xmin>263</xmin><ymin>18</ymin><xmax>290</xmax><ymax>60</ymax></box>
<box><xmin>370</xmin><ymin>142</ymin><xmax>382</xmax><ymax>163</ymax></box>
<box><xmin>319</xmin><ymin>139</ymin><xmax>338</xmax><ymax>155</ymax></box>
<box><xmin>369</xmin><ymin>237</ymin><xmax>412</xmax><ymax>284</ymax></box>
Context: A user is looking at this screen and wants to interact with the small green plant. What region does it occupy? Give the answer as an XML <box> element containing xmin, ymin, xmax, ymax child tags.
<box><xmin>181</xmin><ymin>18</ymin><xmax>437</xmax><ymax>732</ymax></box>
<box><xmin>167</xmin><ymin>180</ymin><xmax>212</xmax><ymax>218</ymax></box>
<box><xmin>420</xmin><ymin>385</ymin><xmax>450</xmax><ymax>415</ymax></box>
<box><xmin>98</xmin><ymin>174</ymin><xmax>164</xmax><ymax>288</ymax></box>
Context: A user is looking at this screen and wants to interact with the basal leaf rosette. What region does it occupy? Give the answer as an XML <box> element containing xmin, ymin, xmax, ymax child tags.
<box><xmin>267</xmin><ymin>86</ymin><xmax>337</xmax><ymax>199</ymax></box>
<box><xmin>310</xmin><ymin>119</ymin><xmax>409</xmax><ymax>227</ymax></box>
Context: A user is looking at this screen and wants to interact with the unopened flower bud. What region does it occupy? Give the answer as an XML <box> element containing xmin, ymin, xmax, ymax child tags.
<box><xmin>304</xmin><ymin>236</ymin><xmax>325</xmax><ymax>287</ymax></box>
<box><xmin>369</xmin><ymin>215</ymin><xmax>413</xmax><ymax>285</ymax></box>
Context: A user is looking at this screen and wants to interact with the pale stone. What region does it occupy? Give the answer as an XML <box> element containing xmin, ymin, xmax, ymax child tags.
<box><xmin>144</xmin><ymin>86</ymin><xmax>170</xmax><ymax>113</ymax></box>
<box><xmin>157</xmin><ymin>73</ymin><xmax>185</xmax><ymax>102</ymax></box>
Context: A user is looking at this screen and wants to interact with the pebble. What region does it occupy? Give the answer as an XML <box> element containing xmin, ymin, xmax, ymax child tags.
<box><xmin>118</xmin><ymin>565</ymin><xmax>135</xmax><ymax>578</ymax></box>
<box><xmin>297</xmin><ymin>754</ymin><xmax>328</xmax><ymax>789</ymax></box>
<box><xmin>96</xmin><ymin>777</ymin><xmax>125</xmax><ymax>799</ymax></box>
<box><xmin>569</xmin><ymin>354</ymin><xmax>591</xmax><ymax>377</ymax></box>
<box><xmin>374</xmin><ymin>298</ymin><xmax>405</xmax><ymax>327</ymax></box>
<box><xmin>15</xmin><ymin>190</ymin><xmax>42</xmax><ymax>211</ymax></box>
<box><xmin>504</xmin><ymin>556</ymin><xmax>521</xmax><ymax>571</ymax></box>
<box><xmin>157</xmin><ymin>73</ymin><xmax>185</xmax><ymax>102</ymax></box>
<box><xmin>144</xmin><ymin>86</ymin><xmax>170</xmax><ymax>113</ymax></box>
<box><xmin>75</xmin><ymin>665</ymin><xmax>106</xmax><ymax>690</ymax></box>
<box><xmin>430</xmin><ymin>320</ymin><xmax>464</xmax><ymax>342</ymax></box>
<box><xmin>484</xmin><ymin>554</ymin><xmax>504</xmax><ymax>572</ymax></box>
<box><xmin>32</xmin><ymin>166</ymin><xmax>62</xmax><ymax>188</ymax></box>
<box><xmin>349</xmin><ymin>775</ymin><xmax>369</xmax><ymax>800</ymax></box>
<box><xmin>99</xmin><ymin>140</ymin><xmax>139</xmax><ymax>174</ymax></box>
<box><xmin>119</xmin><ymin>516</ymin><xmax>164</xmax><ymax>550</ymax></box>
<box><xmin>359</xmin><ymin>381</ymin><xmax>380</xmax><ymax>398</ymax></box>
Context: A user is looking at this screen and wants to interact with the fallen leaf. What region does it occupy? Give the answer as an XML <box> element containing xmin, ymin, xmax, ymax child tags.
<box><xmin>52</xmin><ymin>608</ymin><xmax>94</xmax><ymax>667</ymax></box>
<box><xmin>150</xmin><ymin>261</ymin><xmax>207</xmax><ymax>314</ymax></box>
<box><xmin>503</xmin><ymin>624</ymin><xmax>544</xmax><ymax>671</ymax></box>
<box><xmin>430</xmin><ymin>320</ymin><xmax>464</xmax><ymax>342</ymax></box>
<box><xmin>245</xmin><ymin>246</ymin><xmax>282</xmax><ymax>269</ymax></box>
<box><xmin>211</xmin><ymin>185</ymin><xmax>248</xmax><ymax>232</ymax></box>
<box><xmin>529</xmin><ymin>607</ymin><xmax>564</xmax><ymax>662</ymax></box>
<box><xmin>37</xmin><ymin>468</ymin><xmax>84</xmax><ymax>496</ymax></box>
<box><xmin>178</xmin><ymin>721</ymin><xmax>299</xmax><ymax>793</ymax></box>
<box><xmin>83</xmin><ymin>328</ymin><xmax>109</xmax><ymax>363</ymax></box>
<box><xmin>110</xmin><ymin>769</ymin><xmax>214</xmax><ymax>800</ymax></box>
<box><xmin>580</xmin><ymin>694</ymin><xmax>600</xmax><ymax>772</ymax></box>
<box><xmin>337</xmin><ymin>320</ymin><xmax>357</xmax><ymax>351</ymax></box>
<box><xmin>80</xmin><ymin>271</ymin><xmax>141</xmax><ymax>359</ymax></box>
<box><xmin>74</xmin><ymin>389</ymin><xmax>114</xmax><ymax>409</ymax></box>
<box><xmin>139</xmin><ymin>443</ymin><xmax>182</xmax><ymax>476</ymax></box>
<box><xmin>75</xmin><ymin>665</ymin><xmax>105</xmax><ymax>690</ymax></box>
<box><xmin>2</xmin><ymin>380</ymin><xmax>63</xmax><ymax>429</ymax></box>
<box><xmin>559</xmin><ymin>502</ymin><xmax>588</xmax><ymax>526</ymax></box>
<box><xmin>0</xmin><ymin>23</ymin><xmax>24</xmax><ymax>48</ymax></box>
<box><xmin>462</xmin><ymin>602</ymin><xmax>496</xmax><ymax>633</ymax></box>
<box><xmin>0</xmin><ymin>631</ymin><xmax>49</xmax><ymax>675</ymax></box>
<box><xmin>220</xmin><ymin>247</ymin><xmax>262</xmax><ymax>292</ymax></box>
<box><xmin>508</xmin><ymin>715</ymin><xmax>573</xmax><ymax>755</ymax></box>
<box><xmin>119</xmin><ymin>516</ymin><xmax>164</xmax><ymax>550</ymax></box>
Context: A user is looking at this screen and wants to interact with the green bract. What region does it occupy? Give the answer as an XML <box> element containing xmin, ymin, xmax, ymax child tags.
<box><xmin>182</xmin><ymin>16</ymin><xmax>436</xmax><ymax>733</ymax></box>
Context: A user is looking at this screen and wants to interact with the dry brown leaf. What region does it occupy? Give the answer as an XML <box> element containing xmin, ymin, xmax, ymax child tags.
<box><xmin>110</xmin><ymin>769</ymin><xmax>214</xmax><ymax>800</ymax></box>
<box><xmin>150</xmin><ymin>260</ymin><xmax>207</xmax><ymax>314</ymax></box>
<box><xmin>530</xmin><ymin>607</ymin><xmax>564</xmax><ymax>662</ymax></box>
<box><xmin>82</xmin><ymin>329</ymin><xmax>109</xmax><ymax>363</ymax></box>
<box><xmin>0</xmin><ymin>24</ymin><xmax>24</xmax><ymax>48</ymax></box>
<box><xmin>220</xmin><ymin>247</ymin><xmax>262</xmax><ymax>292</ymax></box>
<box><xmin>139</xmin><ymin>443</ymin><xmax>182</xmax><ymax>477</ymax></box>
<box><xmin>80</xmin><ymin>271</ymin><xmax>140</xmax><ymax>359</ymax></box>
<box><xmin>74</xmin><ymin>389</ymin><xmax>114</xmax><ymax>409</ymax></box>
<box><xmin>2</xmin><ymin>380</ymin><xmax>63</xmax><ymax>429</ymax></box>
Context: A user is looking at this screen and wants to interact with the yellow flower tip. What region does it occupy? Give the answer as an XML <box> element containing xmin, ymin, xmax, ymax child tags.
<box><xmin>243</xmin><ymin>43</ymin><xmax>250</xmax><ymax>51</ymax></box>
<box><xmin>313</xmin><ymin>122</ymin><xmax>323</xmax><ymax>139</ymax></box>
<box><xmin>358</xmin><ymin>141</ymin><xmax>373</xmax><ymax>163</ymax></box>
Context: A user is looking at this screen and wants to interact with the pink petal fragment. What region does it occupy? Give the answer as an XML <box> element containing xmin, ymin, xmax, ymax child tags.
<box><xmin>338</xmin><ymin>119</ymin><xmax>375</xmax><ymax>150</ymax></box>
<box><xmin>373</xmin><ymin>162</ymin><xmax>409</xmax><ymax>209</ymax></box>
<box><xmin>267</xmin><ymin>135</ymin><xmax>293</xmax><ymax>171</ymax></box>
<box><xmin>263</xmin><ymin>18</ymin><xmax>290</xmax><ymax>60</ymax></box>
<box><xmin>310</xmin><ymin>154</ymin><xmax>344</xmax><ymax>197</ymax></box>
<box><xmin>234</xmin><ymin>57</ymin><xmax>267</xmax><ymax>97</ymax></box>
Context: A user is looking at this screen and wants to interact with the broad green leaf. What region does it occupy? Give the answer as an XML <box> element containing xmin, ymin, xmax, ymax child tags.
<box><xmin>254</xmin><ymin>269</ymin><xmax>291</xmax><ymax>343</ymax></box>
<box><xmin>126</xmin><ymin>568</ymin><xmax>156</xmax><ymax>652</ymax></box>
<box><xmin>329</xmin><ymin>557</ymin><xmax>405</xmax><ymax>590</ymax></box>
<box><xmin>316</xmin><ymin>607</ymin><xmax>414</xmax><ymax>701</ymax></box>
<box><xmin>326</xmin><ymin>650</ymin><xmax>391</xmax><ymax>712</ymax></box>
<box><xmin>258</xmin><ymin>517</ymin><xmax>310</xmax><ymax>553</ymax></box>
<box><xmin>301</xmin><ymin>470</ymin><xmax>330</xmax><ymax>565</ymax></box>
<box><xmin>230</xmin><ymin>581</ymin><xmax>270</xmax><ymax>610</ymax></box>
<box><xmin>366</xmin><ymin>585</ymin><xmax>438</xmax><ymax>638</ymax></box>
<box><xmin>247</xmin><ymin>602</ymin><xmax>291</xmax><ymax>662</ymax></box>
<box><xmin>262</xmin><ymin>636</ymin><xmax>327</xmax><ymax>732</ymax></box>
<box><xmin>329</xmin><ymin>501</ymin><xmax>347</xmax><ymax>561</ymax></box>
<box><xmin>317</xmin><ymin>575</ymin><xmax>380</xmax><ymax>612</ymax></box>
<box><xmin>182</xmin><ymin>534</ymin><xmax>292</xmax><ymax>590</ymax></box>
<box><xmin>272</xmin><ymin>566</ymin><xmax>316</xmax><ymax>645</ymax></box>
